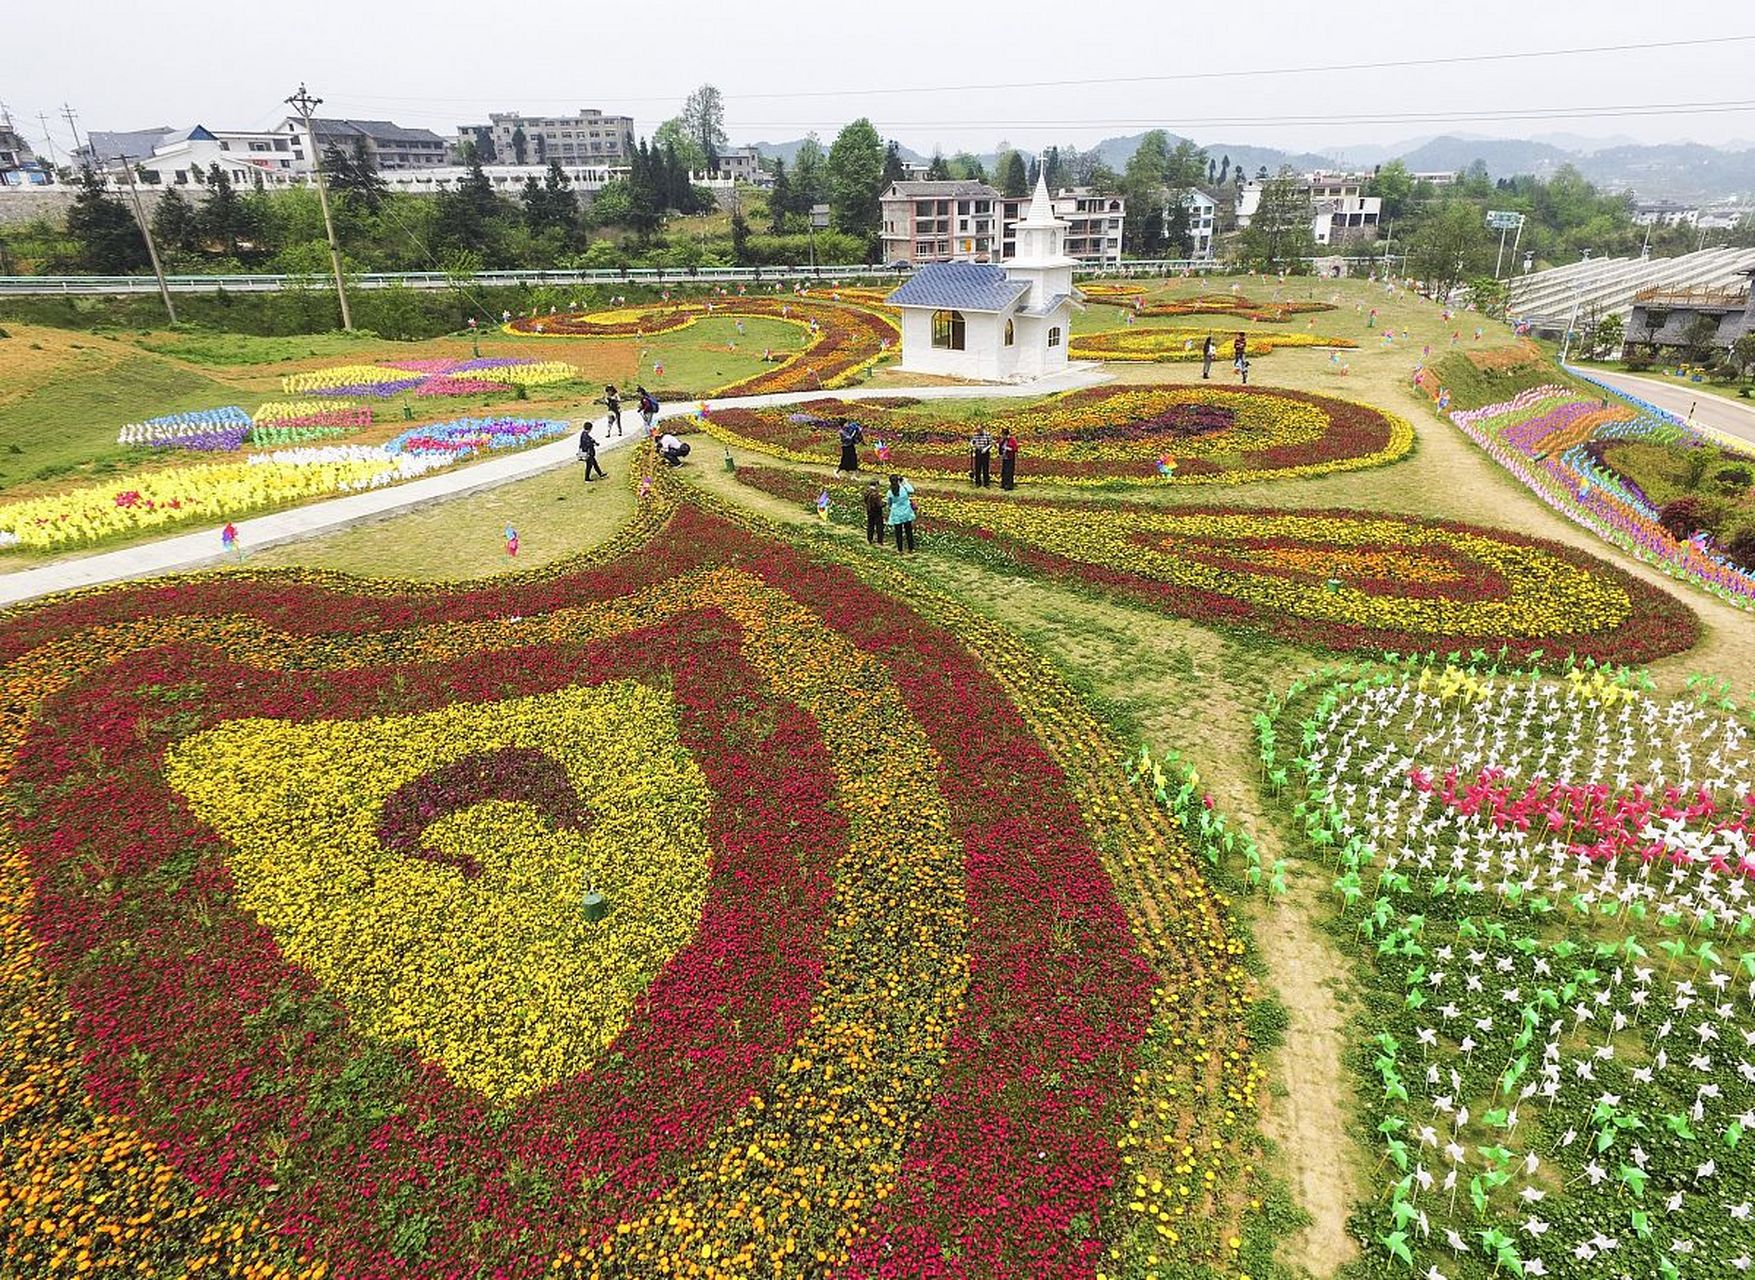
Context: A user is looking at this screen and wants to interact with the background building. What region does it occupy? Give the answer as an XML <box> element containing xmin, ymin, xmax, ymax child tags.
<box><xmin>278</xmin><ymin>118</ymin><xmax>446</xmax><ymax>171</ymax></box>
<box><xmin>456</xmin><ymin>111</ymin><xmax>635</xmax><ymax>165</ymax></box>
<box><xmin>1000</xmin><ymin>188</ymin><xmax>1126</xmax><ymax>267</ymax></box>
<box><xmin>80</xmin><ymin>125</ymin><xmax>313</xmax><ymax>187</ymax></box>
<box><xmin>0</xmin><ymin>122</ymin><xmax>50</xmax><ymax>185</ymax></box>
<box><xmin>1624</xmin><ymin>267</ymin><xmax>1755</xmax><ymax>351</ymax></box>
<box><xmin>714</xmin><ymin>145</ymin><xmax>762</xmax><ymax>183</ymax></box>
<box><xmin>881</xmin><ymin>180</ymin><xmax>1001</xmax><ymax>264</ymax></box>
<box><xmin>1630</xmin><ymin>198</ymin><xmax>1701</xmax><ymax>228</ymax></box>
<box><xmin>1235</xmin><ymin>172</ymin><xmax>1381</xmax><ymax>245</ymax></box>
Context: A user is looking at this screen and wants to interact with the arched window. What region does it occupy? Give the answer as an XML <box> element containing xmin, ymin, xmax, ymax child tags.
<box><xmin>1003</xmin><ymin>318</ymin><xmax>1015</xmax><ymax>346</ymax></box>
<box><xmin>1047</xmin><ymin>326</ymin><xmax>1062</xmax><ymax>348</ymax></box>
<box><xmin>931</xmin><ymin>309</ymin><xmax>966</xmax><ymax>351</ymax></box>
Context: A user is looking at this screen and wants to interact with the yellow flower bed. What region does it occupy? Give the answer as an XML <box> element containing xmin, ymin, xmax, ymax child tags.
<box><xmin>1070</xmin><ymin>327</ymin><xmax>1356</xmax><ymax>362</ymax></box>
<box><xmin>167</xmin><ymin>683</ymin><xmax>714</xmax><ymax>1102</ymax></box>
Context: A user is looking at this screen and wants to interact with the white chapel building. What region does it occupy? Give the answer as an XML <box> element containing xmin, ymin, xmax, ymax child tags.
<box><xmin>886</xmin><ymin>172</ymin><xmax>1082</xmax><ymax>382</ymax></box>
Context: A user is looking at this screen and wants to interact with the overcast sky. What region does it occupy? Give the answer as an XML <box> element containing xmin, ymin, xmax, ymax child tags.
<box><xmin>7</xmin><ymin>0</ymin><xmax>1753</xmax><ymax>161</ymax></box>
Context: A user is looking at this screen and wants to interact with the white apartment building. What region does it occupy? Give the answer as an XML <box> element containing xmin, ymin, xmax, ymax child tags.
<box><xmin>1631</xmin><ymin>199</ymin><xmax>1701</xmax><ymax>228</ymax></box>
<box><xmin>715</xmin><ymin>145</ymin><xmax>763</xmax><ymax>183</ymax></box>
<box><xmin>1236</xmin><ymin>173</ymin><xmax>1381</xmax><ymax>245</ymax></box>
<box><xmin>457</xmin><ymin>110</ymin><xmax>635</xmax><ymax>165</ymax></box>
<box><xmin>82</xmin><ymin>125</ymin><xmax>312</xmax><ymax>188</ymax></box>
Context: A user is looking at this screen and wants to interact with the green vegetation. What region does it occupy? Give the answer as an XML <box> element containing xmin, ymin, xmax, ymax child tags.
<box><xmin>1600</xmin><ymin>436</ymin><xmax>1755</xmax><ymax>562</ymax></box>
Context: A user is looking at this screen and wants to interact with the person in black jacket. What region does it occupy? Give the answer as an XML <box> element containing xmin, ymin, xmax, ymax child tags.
<box><xmin>578</xmin><ymin>423</ymin><xmax>605</xmax><ymax>481</ymax></box>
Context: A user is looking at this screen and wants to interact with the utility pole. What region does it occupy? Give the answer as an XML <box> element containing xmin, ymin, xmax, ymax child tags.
<box><xmin>114</xmin><ymin>153</ymin><xmax>177</xmax><ymax>325</ymax></box>
<box><xmin>59</xmin><ymin>103</ymin><xmax>86</xmax><ymax>165</ymax></box>
<box><xmin>285</xmin><ymin>82</ymin><xmax>353</xmax><ymax>330</ymax></box>
<box><xmin>35</xmin><ymin>112</ymin><xmax>60</xmax><ymax>167</ymax></box>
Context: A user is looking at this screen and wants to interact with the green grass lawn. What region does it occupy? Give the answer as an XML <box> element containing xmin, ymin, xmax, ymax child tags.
<box><xmin>0</xmin><ymin>352</ymin><xmax>251</xmax><ymax>492</ymax></box>
<box><xmin>134</xmin><ymin>329</ymin><xmax>402</xmax><ymax>367</ymax></box>
<box><xmin>622</xmin><ymin>316</ymin><xmax>808</xmax><ymax>396</ymax></box>
<box><xmin>245</xmin><ymin>460</ymin><xmax>634</xmax><ymax>580</ymax></box>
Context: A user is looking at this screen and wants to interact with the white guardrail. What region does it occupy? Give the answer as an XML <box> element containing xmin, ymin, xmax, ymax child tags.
<box><xmin>0</xmin><ymin>260</ymin><xmax>1243</xmax><ymax>297</ymax></box>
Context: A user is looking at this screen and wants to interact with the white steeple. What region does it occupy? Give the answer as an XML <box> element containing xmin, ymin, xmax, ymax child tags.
<box><xmin>1011</xmin><ymin>169</ymin><xmax>1075</xmax><ymax>269</ymax></box>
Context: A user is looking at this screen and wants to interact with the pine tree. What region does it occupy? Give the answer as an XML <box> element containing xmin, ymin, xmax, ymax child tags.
<box><xmin>64</xmin><ymin>168</ymin><xmax>149</xmax><ymax>272</ymax></box>
<box><xmin>199</xmin><ymin>164</ymin><xmax>245</xmax><ymax>255</ymax></box>
<box><xmin>926</xmin><ymin>151</ymin><xmax>950</xmax><ymax>181</ymax></box>
<box><xmin>768</xmin><ymin>159</ymin><xmax>792</xmax><ymax>233</ymax></box>
<box><xmin>150</xmin><ymin>187</ymin><xmax>200</xmax><ymax>255</ymax></box>
<box><xmin>1003</xmin><ymin>152</ymin><xmax>1028</xmax><ymax>198</ymax></box>
<box><xmin>730</xmin><ymin>208</ymin><xmax>751</xmax><ymax>264</ymax></box>
<box><xmin>882</xmin><ymin>141</ymin><xmax>905</xmax><ymax>186</ymax></box>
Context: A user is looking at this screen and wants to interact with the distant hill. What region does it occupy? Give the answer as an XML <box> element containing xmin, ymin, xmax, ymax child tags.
<box><xmin>744</xmin><ymin>131</ymin><xmax>1755</xmax><ymax>202</ymax></box>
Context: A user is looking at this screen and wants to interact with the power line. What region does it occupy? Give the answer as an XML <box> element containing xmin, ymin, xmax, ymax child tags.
<box><xmin>337</xmin><ymin>32</ymin><xmax>1755</xmax><ymax>107</ymax></box>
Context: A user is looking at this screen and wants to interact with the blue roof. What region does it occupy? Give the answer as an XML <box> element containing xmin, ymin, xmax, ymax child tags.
<box><xmin>887</xmin><ymin>262</ymin><xmax>1029</xmax><ymax>313</ymax></box>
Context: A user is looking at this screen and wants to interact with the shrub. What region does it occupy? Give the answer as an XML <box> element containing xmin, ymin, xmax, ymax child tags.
<box><xmin>1725</xmin><ymin>527</ymin><xmax>1755</xmax><ymax>571</ymax></box>
<box><xmin>1622</xmin><ymin>344</ymin><xmax>1657</xmax><ymax>372</ymax></box>
<box><xmin>1715</xmin><ymin>463</ymin><xmax>1753</xmax><ymax>495</ymax></box>
<box><xmin>1657</xmin><ymin>495</ymin><xmax>1719</xmax><ymax>540</ymax></box>
<box><xmin>1683</xmin><ymin>448</ymin><xmax>1714</xmax><ymax>490</ymax></box>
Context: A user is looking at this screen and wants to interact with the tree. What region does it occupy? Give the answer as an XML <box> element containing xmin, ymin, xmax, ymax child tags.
<box><xmin>199</xmin><ymin>164</ymin><xmax>247</xmax><ymax>255</ymax></box>
<box><xmin>1367</xmin><ymin>160</ymin><xmax>1415</xmax><ymax>221</ymax></box>
<box><xmin>434</xmin><ymin>153</ymin><xmax>510</xmax><ymax>260</ymax></box>
<box><xmin>768</xmin><ymin>159</ymin><xmax>793</xmax><ymax>233</ymax></box>
<box><xmin>64</xmin><ymin>169</ymin><xmax>149</xmax><ymax>273</ymax></box>
<box><xmin>792</xmin><ymin>134</ymin><xmax>827</xmax><ymax>208</ymax></box>
<box><xmin>653</xmin><ymin>117</ymin><xmax>708</xmax><ymax>176</ymax></box>
<box><xmin>1406</xmin><ymin>200</ymin><xmax>1491</xmax><ymax>298</ymax></box>
<box><xmin>951</xmin><ymin>153</ymin><xmax>986</xmax><ymax>183</ymax></box>
<box><xmin>523</xmin><ymin>160</ymin><xmax>575</xmax><ymax>234</ymax></box>
<box><xmin>150</xmin><ymin>187</ymin><xmax>200</xmax><ymax>255</ymax></box>
<box><xmin>1164</xmin><ymin>195</ymin><xmax>1194</xmax><ymax>258</ymax></box>
<box><xmin>882</xmin><ymin>141</ymin><xmax>906</xmax><ymax>186</ymax></box>
<box><xmin>730</xmin><ymin>208</ymin><xmax>751</xmax><ymax>264</ymax></box>
<box><xmin>1166</xmin><ymin>139</ymin><xmax>1207</xmax><ymax>188</ymax></box>
<box><xmin>1218</xmin><ymin>155</ymin><xmax>1231</xmax><ymax>184</ymax></box>
<box><xmin>1002</xmin><ymin>151</ymin><xmax>1028</xmax><ymax>198</ymax></box>
<box><xmin>321</xmin><ymin>138</ymin><xmax>388</xmax><ymax>214</ymax></box>
<box><xmin>681</xmin><ymin>84</ymin><xmax>727</xmax><ymax>168</ymax></box>
<box><xmin>624</xmin><ymin>140</ymin><xmax>665</xmax><ymax>239</ymax></box>
<box><xmin>511</xmin><ymin>126</ymin><xmax>528</xmax><ymax>166</ymax></box>
<box><xmin>1587</xmin><ymin>312</ymin><xmax>1625</xmax><ymax>359</ymax></box>
<box><xmin>1237</xmin><ymin>167</ymin><xmax>1315</xmax><ymax>269</ymax></box>
<box><xmin>926</xmin><ymin>151</ymin><xmax>950</xmax><ymax>181</ymax></box>
<box><xmin>1680</xmin><ymin>313</ymin><xmax>1721</xmax><ymax>365</ymax></box>
<box><xmin>826</xmin><ymin>118</ymin><xmax>886</xmax><ymax>246</ymax></box>
<box><xmin>1731</xmin><ymin>332</ymin><xmax>1755</xmax><ymax>379</ymax></box>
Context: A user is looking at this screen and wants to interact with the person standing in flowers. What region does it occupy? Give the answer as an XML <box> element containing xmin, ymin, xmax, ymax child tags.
<box><xmin>999</xmin><ymin>429</ymin><xmax>1019</xmax><ymax>491</ymax></box>
<box><xmin>837</xmin><ymin>418</ymin><xmax>864</xmax><ymax>476</ymax></box>
<box><xmin>969</xmin><ymin>422</ymin><xmax>995</xmax><ymax>488</ymax></box>
<box><xmin>1201</xmin><ymin>335</ymin><xmax>1217</xmax><ymax>380</ymax></box>
<box><xmin>1232</xmin><ymin>331</ymin><xmax>1247</xmax><ymax>373</ymax></box>
<box><xmin>863</xmin><ymin>478</ymin><xmax>887</xmax><ymax>546</ymax></box>
<box><xmin>886</xmin><ymin>473</ymin><xmax>917</xmax><ymax>554</ymax></box>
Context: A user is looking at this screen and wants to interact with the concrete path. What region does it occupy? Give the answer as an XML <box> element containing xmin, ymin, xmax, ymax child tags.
<box><xmin>1582</xmin><ymin>367</ymin><xmax>1755</xmax><ymax>450</ymax></box>
<box><xmin>0</xmin><ymin>368</ymin><xmax>1110</xmax><ymax>607</ymax></box>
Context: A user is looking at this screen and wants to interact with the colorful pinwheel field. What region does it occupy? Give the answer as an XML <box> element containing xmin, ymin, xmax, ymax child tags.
<box><xmin>1261</xmin><ymin>658</ymin><xmax>1755</xmax><ymax>1279</ymax></box>
<box><xmin>3</xmin><ymin>274</ymin><xmax>1755</xmax><ymax>1280</ymax></box>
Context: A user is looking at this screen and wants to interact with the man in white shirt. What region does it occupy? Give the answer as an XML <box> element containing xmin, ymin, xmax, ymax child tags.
<box><xmin>657</xmin><ymin>432</ymin><xmax>688</xmax><ymax>466</ymax></box>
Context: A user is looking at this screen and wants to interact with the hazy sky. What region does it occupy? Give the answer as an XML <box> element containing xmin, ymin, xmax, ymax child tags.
<box><xmin>8</xmin><ymin>0</ymin><xmax>1754</xmax><ymax>161</ymax></box>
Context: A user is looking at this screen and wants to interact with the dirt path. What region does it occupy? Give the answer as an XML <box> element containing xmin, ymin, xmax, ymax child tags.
<box><xmin>1250</xmin><ymin>873</ymin><xmax>1360</xmax><ymax>1277</ymax></box>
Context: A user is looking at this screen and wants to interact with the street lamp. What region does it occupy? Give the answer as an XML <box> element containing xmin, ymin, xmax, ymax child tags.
<box><xmin>285</xmin><ymin>82</ymin><xmax>353</xmax><ymax>331</ymax></box>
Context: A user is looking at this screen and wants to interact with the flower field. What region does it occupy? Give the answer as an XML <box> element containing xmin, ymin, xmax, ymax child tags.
<box><xmin>0</xmin><ymin>462</ymin><xmax>1275</xmax><ymax>1278</ymax></box>
<box><xmin>1069</xmin><ymin>328</ymin><xmax>1356</xmax><ymax>363</ymax></box>
<box><xmin>735</xmin><ymin>468</ymin><xmax>1698</xmax><ymax>662</ymax></box>
<box><xmin>1264</xmin><ymin>660</ymin><xmax>1755</xmax><ymax>1278</ymax></box>
<box><xmin>280</xmin><ymin>358</ymin><xmax>580</xmax><ymax>398</ymax></box>
<box><xmin>1089</xmin><ymin>291</ymin><xmax>1339</xmax><ymax>324</ymax></box>
<box><xmin>1448</xmin><ymin>381</ymin><xmax>1755</xmax><ymax>610</ymax></box>
<box><xmin>694</xmin><ymin>385</ymin><xmax>1414</xmax><ymax>485</ymax></box>
<box><xmin>119</xmin><ymin>402</ymin><xmax>377</xmax><ymax>453</ymax></box>
<box><xmin>0</xmin><ymin>418</ymin><xmax>568</xmax><ymax>550</ymax></box>
<box><xmin>505</xmin><ymin>296</ymin><xmax>900</xmax><ymax>396</ymax></box>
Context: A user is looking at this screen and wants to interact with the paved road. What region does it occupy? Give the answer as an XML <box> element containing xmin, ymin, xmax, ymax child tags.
<box><xmin>0</xmin><ymin>369</ymin><xmax>1110</xmax><ymax>609</ymax></box>
<box><xmin>1583</xmin><ymin>368</ymin><xmax>1755</xmax><ymax>451</ymax></box>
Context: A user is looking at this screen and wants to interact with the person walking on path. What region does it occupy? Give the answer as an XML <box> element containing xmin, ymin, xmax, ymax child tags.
<box><xmin>598</xmin><ymin>386</ymin><xmax>623</xmax><ymax>436</ymax></box>
<box><xmin>577</xmin><ymin>422</ymin><xmax>605</xmax><ymax>481</ymax></box>
<box><xmin>970</xmin><ymin>424</ymin><xmax>995</xmax><ymax>488</ymax></box>
<box><xmin>1201</xmin><ymin>335</ymin><xmax>1216</xmax><ymax>380</ymax></box>
<box><xmin>837</xmin><ymin>419</ymin><xmax>865</xmax><ymax>476</ymax></box>
<box><xmin>1232</xmin><ymin>331</ymin><xmax>1247</xmax><ymax>374</ymax></box>
<box><xmin>862</xmin><ymin>479</ymin><xmax>887</xmax><ymax>546</ymax></box>
<box><xmin>999</xmin><ymin>429</ymin><xmax>1019</xmax><ymax>490</ymax></box>
<box><xmin>636</xmin><ymin>386</ymin><xmax>660</xmax><ymax>434</ymax></box>
<box><xmin>886</xmin><ymin>474</ymin><xmax>917</xmax><ymax>554</ymax></box>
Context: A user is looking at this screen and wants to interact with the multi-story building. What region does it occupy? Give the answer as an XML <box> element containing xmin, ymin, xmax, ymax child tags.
<box><xmin>880</xmin><ymin>180</ymin><xmax>1002</xmax><ymax>264</ymax></box>
<box><xmin>80</xmin><ymin>125</ymin><xmax>313</xmax><ymax>187</ymax></box>
<box><xmin>1000</xmin><ymin>187</ymin><xmax>1127</xmax><ymax>267</ymax></box>
<box><xmin>1235</xmin><ymin>173</ymin><xmax>1381</xmax><ymax>245</ymax></box>
<box><xmin>1630</xmin><ymin>198</ymin><xmax>1701</xmax><ymax>228</ymax></box>
<box><xmin>278</xmin><ymin>118</ymin><xmax>447</xmax><ymax>171</ymax></box>
<box><xmin>456</xmin><ymin>110</ymin><xmax>635</xmax><ymax>166</ymax></box>
<box><xmin>0</xmin><ymin>122</ymin><xmax>50</xmax><ymax>185</ymax></box>
<box><xmin>714</xmin><ymin>144</ymin><xmax>762</xmax><ymax>183</ymax></box>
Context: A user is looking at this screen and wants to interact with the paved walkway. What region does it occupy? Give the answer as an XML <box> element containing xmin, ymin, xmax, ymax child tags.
<box><xmin>1583</xmin><ymin>368</ymin><xmax>1755</xmax><ymax>450</ymax></box>
<box><xmin>0</xmin><ymin>368</ymin><xmax>1110</xmax><ymax>608</ymax></box>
